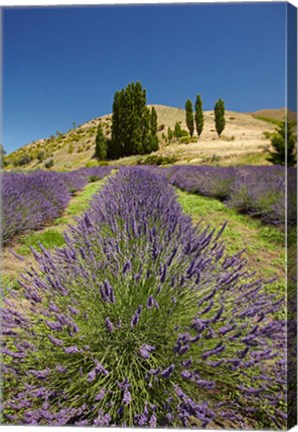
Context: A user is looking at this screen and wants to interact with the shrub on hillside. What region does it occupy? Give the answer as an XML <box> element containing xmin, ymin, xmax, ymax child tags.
<box><xmin>179</xmin><ymin>136</ymin><xmax>192</xmax><ymax>144</ymax></box>
<box><xmin>268</xmin><ymin>120</ymin><xmax>296</xmax><ymax>166</ymax></box>
<box><xmin>14</xmin><ymin>154</ymin><xmax>33</xmax><ymax>166</ymax></box>
<box><xmin>44</xmin><ymin>159</ymin><xmax>55</xmax><ymax>169</ymax></box>
<box><xmin>174</xmin><ymin>122</ymin><xmax>188</xmax><ymax>139</ymax></box>
<box><xmin>137</xmin><ymin>154</ymin><xmax>177</xmax><ymax>166</ymax></box>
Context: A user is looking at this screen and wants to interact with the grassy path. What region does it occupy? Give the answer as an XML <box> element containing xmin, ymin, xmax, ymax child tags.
<box><xmin>2</xmin><ymin>179</ymin><xmax>105</xmax><ymax>289</ymax></box>
<box><xmin>177</xmin><ymin>190</ymin><xmax>285</xmax><ymax>293</ymax></box>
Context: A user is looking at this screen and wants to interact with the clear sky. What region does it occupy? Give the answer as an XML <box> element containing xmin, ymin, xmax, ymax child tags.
<box><xmin>2</xmin><ymin>2</ymin><xmax>288</xmax><ymax>153</ymax></box>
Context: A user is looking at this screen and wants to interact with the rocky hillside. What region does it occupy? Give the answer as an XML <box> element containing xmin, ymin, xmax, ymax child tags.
<box><xmin>5</xmin><ymin>105</ymin><xmax>288</xmax><ymax>170</ymax></box>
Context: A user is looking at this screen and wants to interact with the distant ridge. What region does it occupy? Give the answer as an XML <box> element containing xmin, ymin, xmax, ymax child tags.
<box><xmin>252</xmin><ymin>108</ymin><xmax>297</xmax><ymax>123</ymax></box>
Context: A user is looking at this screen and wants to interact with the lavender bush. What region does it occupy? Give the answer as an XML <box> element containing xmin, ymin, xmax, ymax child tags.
<box><xmin>2</xmin><ymin>166</ymin><xmax>112</xmax><ymax>244</ymax></box>
<box><xmin>226</xmin><ymin>166</ymin><xmax>287</xmax><ymax>225</ymax></box>
<box><xmin>2</xmin><ymin>171</ymin><xmax>71</xmax><ymax>244</ymax></box>
<box><xmin>3</xmin><ymin>168</ymin><xmax>286</xmax><ymax>428</ymax></box>
<box><xmin>170</xmin><ymin>165</ymin><xmax>236</xmax><ymax>200</ymax></box>
<box><xmin>166</xmin><ymin>165</ymin><xmax>290</xmax><ymax>225</ymax></box>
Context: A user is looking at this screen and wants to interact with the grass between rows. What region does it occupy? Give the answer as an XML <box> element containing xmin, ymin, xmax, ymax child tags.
<box><xmin>16</xmin><ymin>180</ymin><xmax>104</xmax><ymax>256</ymax></box>
<box><xmin>176</xmin><ymin>190</ymin><xmax>285</xmax><ymax>293</ymax></box>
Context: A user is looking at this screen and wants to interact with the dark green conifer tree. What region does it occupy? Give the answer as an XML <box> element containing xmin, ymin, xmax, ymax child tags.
<box><xmin>150</xmin><ymin>107</ymin><xmax>159</xmax><ymax>151</ymax></box>
<box><xmin>95</xmin><ymin>123</ymin><xmax>107</xmax><ymax>160</ymax></box>
<box><xmin>214</xmin><ymin>98</ymin><xmax>226</xmax><ymax>137</ymax></box>
<box><xmin>269</xmin><ymin>119</ymin><xmax>296</xmax><ymax>166</ymax></box>
<box><xmin>185</xmin><ymin>99</ymin><xmax>194</xmax><ymax>137</ymax></box>
<box><xmin>109</xmin><ymin>82</ymin><xmax>158</xmax><ymax>159</ymax></box>
<box><xmin>195</xmin><ymin>95</ymin><xmax>204</xmax><ymax>138</ymax></box>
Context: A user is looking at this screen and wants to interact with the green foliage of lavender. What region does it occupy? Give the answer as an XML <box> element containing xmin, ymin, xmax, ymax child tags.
<box><xmin>3</xmin><ymin>168</ymin><xmax>286</xmax><ymax>428</ymax></box>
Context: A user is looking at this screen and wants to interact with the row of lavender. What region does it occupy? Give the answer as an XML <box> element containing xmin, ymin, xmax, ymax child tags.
<box><xmin>2</xmin><ymin>166</ymin><xmax>112</xmax><ymax>244</ymax></box>
<box><xmin>3</xmin><ymin>168</ymin><xmax>286</xmax><ymax>428</ymax></box>
<box><xmin>147</xmin><ymin>165</ymin><xmax>295</xmax><ymax>225</ymax></box>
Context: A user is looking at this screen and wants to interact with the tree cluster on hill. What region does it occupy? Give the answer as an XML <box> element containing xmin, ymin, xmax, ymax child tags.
<box><xmin>185</xmin><ymin>96</ymin><xmax>204</xmax><ymax>138</ymax></box>
<box><xmin>104</xmin><ymin>82</ymin><xmax>159</xmax><ymax>160</ymax></box>
<box><xmin>184</xmin><ymin>96</ymin><xmax>226</xmax><ymax>138</ymax></box>
<box><xmin>185</xmin><ymin>95</ymin><xmax>204</xmax><ymax>137</ymax></box>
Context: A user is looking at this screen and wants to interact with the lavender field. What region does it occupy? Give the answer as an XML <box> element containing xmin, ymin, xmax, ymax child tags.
<box><xmin>159</xmin><ymin>165</ymin><xmax>295</xmax><ymax>226</ymax></box>
<box><xmin>2</xmin><ymin>166</ymin><xmax>112</xmax><ymax>245</ymax></box>
<box><xmin>2</xmin><ymin>165</ymin><xmax>291</xmax><ymax>428</ymax></box>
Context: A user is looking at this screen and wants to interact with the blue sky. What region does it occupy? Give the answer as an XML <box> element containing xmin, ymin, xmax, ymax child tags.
<box><xmin>2</xmin><ymin>3</ymin><xmax>289</xmax><ymax>153</ymax></box>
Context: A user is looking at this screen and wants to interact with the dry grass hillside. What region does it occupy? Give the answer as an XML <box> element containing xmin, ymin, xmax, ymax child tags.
<box><xmin>5</xmin><ymin>105</ymin><xmax>287</xmax><ymax>170</ymax></box>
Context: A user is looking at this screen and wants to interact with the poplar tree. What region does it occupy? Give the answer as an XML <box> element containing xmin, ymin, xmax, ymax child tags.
<box><xmin>214</xmin><ymin>98</ymin><xmax>226</xmax><ymax>137</ymax></box>
<box><xmin>195</xmin><ymin>95</ymin><xmax>204</xmax><ymax>138</ymax></box>
<box><xmin>95</xmin><ymin>123</ymin><xmax>107</xmax><ymax>160</ymax></box>
<box><xmin>150</xmin><ymin>107</ymin><xmax>159</xmax><ymax>151</ymax></box>
<box><xmin>185</xmin><ymin>99</ymin><xmax>194</xmax><ymax>137</ymax></box>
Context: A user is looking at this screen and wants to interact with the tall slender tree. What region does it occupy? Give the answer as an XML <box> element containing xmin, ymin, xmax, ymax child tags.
<box><xmin>94</xmin><ymin>123</ymin><xmax>107</xmax><ymax>160</ymax></box>
<box><xmin>195</xmin><ymin>95</ymin><xmax>204</xmax><ymax>138</ymax></box>
<box><xmin>150</xmin><ymin>107</ymin><xmax>159</xmax><ymax>151</ymax></box>
<box><xmin>185</xmin><ymin>99</ymin><xmax>194</xmax><ymax>137</ymax></box>
<box><xmin>214</xmin><ymin>98</ymin><xmax>226</xmax><ymax>137</ymax></box>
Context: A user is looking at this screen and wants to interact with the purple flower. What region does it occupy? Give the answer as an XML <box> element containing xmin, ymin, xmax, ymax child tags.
<box><xmin>45</xmin><ymin>320</ymin><xmax>62</xmax><ymax>331</ymax></box>
<box><xmin>87</xmin><ymin>362</ymin><xmax>109</xmax><ymax>383</ymax></box>
<box><xmin>146</xmin><ymin>295</ymin><xmax>154</xmax><ymax>309</ymax></box>
<box><xmin>149</xmin><ymin>414</ymin><xmax>157</xmax><ymax>427</ymax></box>
<box><xmin>56</xmin><ymin>365</ymin><xmax>67</xmax><ymax>373</ymax></box>
<box><xmin>131</xmin><ymin>305</ymin><xmax>142</xmax><ymax>328</ymax></box>
<box><xmin>48</xmin><ymin>335</ymin><xmax>64</xmax><ymax>347</ymax></box>
<box><xmin>181</xmin><ymin>370</ymin><xmax>192</xmax><ymax>379</ymax></box>
<box><xmin>105</xmin><ymin>317</ymin><xmax>114</xmax><ymax>333</ymax></box>
<box><xmin>29</xmin><ymin>369</ymin><xmax>51</xmax><ymax>379</ymax></box>
<box><xmin>122</xmin><ymin>261</ymin><xmax>131</xmax><ymax>274</ymax></box>
<box><xmin>68</xmin><ymin>306</ymin><xmax>80</xmax><ymax>315</ymax></box>
<box><xmin>93</xmin><ymin>413</ymin><xmax>111</xmax><ymax>426</ymax></box>
<box><xmin>63</xmin><ymin>346</ymin><xmax>79</xmax><ymax>354</ymax></box>
<box><xmin>139</xmin><ymin>344</ymin><xmax>156</xmax><ymax>359</ymax></box>
<box><xmin>160</xmin><ymin>364</ymin><xmax>175</xmax><ymax>378</ymax></box>
<box><xmin>123</xmin><ymin>390</ymin><xmax>132</xmax><ymax>404</ymax></box>
<box><xmin>94</xmin><ymin>388</ymin><xmax>106</xmax><ymax>401</ymax></box>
